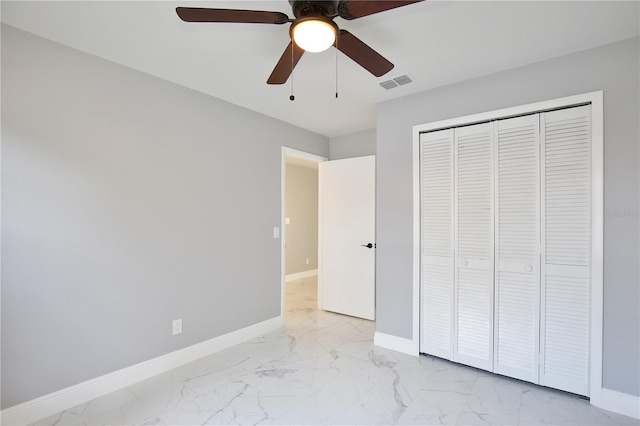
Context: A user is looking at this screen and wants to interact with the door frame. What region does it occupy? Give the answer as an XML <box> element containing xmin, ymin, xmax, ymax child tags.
<box><xmin>411</xmin><ymin>91</ymin><xmax>603</xmax><ymax>399</ymax></box>
<box><xmin>281</xmin><ymin>147</ymin><xmax>327</xmax><ymax>318</ymax></box>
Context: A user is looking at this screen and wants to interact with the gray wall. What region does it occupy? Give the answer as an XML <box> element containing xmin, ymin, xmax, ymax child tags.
<box><xmin>376</xmin><ymin>37</ymin><xmax>640</xmax><ymax>396</ymax></box>
<box><xmin>1</xmin><ymin>25</ymin><xmax>328</xmax><ymax>408</ymax></box>
<box><xmin>329</xmin><ymin>128</ymin><xmax>376</xmax><ymax>160</ymax></box>
<box><xmin>285</xmin><ymin>162</ymin><xmax>318</xmax><ymax>275</ymax></box>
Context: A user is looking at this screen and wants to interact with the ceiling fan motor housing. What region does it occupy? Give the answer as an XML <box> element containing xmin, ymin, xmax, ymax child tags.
<box><xmin>289</xmin><ymin>0</ymin><xmax>339</xmax><ymax>19</ymax></box>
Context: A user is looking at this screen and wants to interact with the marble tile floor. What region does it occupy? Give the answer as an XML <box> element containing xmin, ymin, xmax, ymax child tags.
<box><xmin>34</xmin><ymin>277</ymin><xmax>638</xmax><ymax>426</ymax></box>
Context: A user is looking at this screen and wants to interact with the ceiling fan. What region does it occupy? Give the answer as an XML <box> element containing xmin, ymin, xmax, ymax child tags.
<box><xmin>176</xmin><ymin>1</ymin><xmax>423</xmax><ymax>85</ymax></box>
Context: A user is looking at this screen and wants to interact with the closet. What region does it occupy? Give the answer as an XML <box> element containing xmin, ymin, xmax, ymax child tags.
<box><xmin>419</xmin><ymin>104</ymin><xmax>592</xmax><ymax>397</ymax></box>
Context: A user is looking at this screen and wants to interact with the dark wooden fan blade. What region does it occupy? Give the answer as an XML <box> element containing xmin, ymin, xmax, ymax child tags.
<box><xmin>336</xmin><ymin>30</ymin><xmax>393</xmax><ymax>77</ymax></box>
<box><xmin>176</xmin><ymin>7</ymin><xmax>290</xmax><ymax>24</ymax></box>
<box><xmin>337</xmin><ymin>0</ymin><xmax>423</xmax><ymax>20</ymax></box>
<box><xmin>267</xmin><ymin>42</ymin><xmax>305</xmax><ymax>85</ymax></box>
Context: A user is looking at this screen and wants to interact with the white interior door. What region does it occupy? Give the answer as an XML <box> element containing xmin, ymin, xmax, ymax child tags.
<box><xmin>454</xmin><ymin>122</ymin><xmax>495</xmax><ymax>371</ymax></box>
<box><xmin>494</xmin><ymin>114</ymin><xmax>541</xmax><ymax>383</ymax></box>
<box><xmin>419</xmin><ymin>129</ymin><xmax>455</xmax><ymax>360</ymax></box>
<box><xmin>540</xmin><ymin>105</ymin><xmax>592</xmax><ymax>396</ymax></box>
<box><xmin>319</xmin><ymin>155</ymin><xmax>375</xmax><ymax>320</ymax></box>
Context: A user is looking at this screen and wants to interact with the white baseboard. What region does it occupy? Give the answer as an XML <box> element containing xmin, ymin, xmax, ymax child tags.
<box><xmin>285</xmin><ymin>269</ymin><xmax>318</xmax><ymax>282</ymax></box>
<box><xmin>374</xmin><ymin>331</ymin><xmax>419</xmax><ymax>356</ymax></box>
<box><xmin>0</xmin><ymin>316</ymin><xmax>283</xmax><ymax>426</ymax></box>
<box><xmin>591</xmin><ymin>387</ymin><xmax>640</xmax><ymax>419</ymax></box>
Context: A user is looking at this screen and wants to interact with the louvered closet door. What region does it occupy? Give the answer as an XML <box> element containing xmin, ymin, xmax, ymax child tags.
<box><xmin>419</xmin><ymin>129</ymin><xmax>454</xmax><ymax>360</ymax></box>
<box><xmin>454</xmin><ymin>122</ymin><xmax>494</xmax><ymax>371</ymax></box>
<box><xmin>540</xmin><ymin>105</ymin><xmax>591</xmax><ymax>396</ymax></box>
<box><xmin>493</xmin><ymin>115</ymin><xmax>541</xmax><ymax>383</ymax></box>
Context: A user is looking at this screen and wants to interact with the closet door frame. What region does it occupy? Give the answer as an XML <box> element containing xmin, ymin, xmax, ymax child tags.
<box><xmin>411</xmin><ymin>91</ymin><xmax>603</xmax><ymax>401</ymax></box>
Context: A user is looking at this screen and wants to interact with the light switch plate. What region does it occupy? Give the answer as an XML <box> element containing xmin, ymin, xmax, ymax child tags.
<box><xmin>172</xmin><ymin>319</ymin><xmax>182</xmax><ymax>335</ymax></box>
<box><xmin>273</xmin><ymin>227</ymin><xmax>280</xmax><ymax>238</ymax></box>
<box><xmin>285</xmin><ymin>217</ymin><xmax>291</xmax><ymax>225</ymax></box>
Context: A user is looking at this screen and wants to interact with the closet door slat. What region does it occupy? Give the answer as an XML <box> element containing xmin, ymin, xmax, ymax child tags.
<box><xmin>454</xmin><ymin>122</ymin><xmax>494</xmax><ymax>371</ymax></box>
<box><xmin>419</xmin><ymin>129</ymin><xmax>454</xmax><ymax>360</ymax></box>
<box><xmin>494</xmin><ymin>115</ymin><xmax>540</xmax><ymax>383</ymax></box>
<box><xmin>540</xmin><ymin>105</ymin><xmax>591</xmax><ymax>396</ymax></box>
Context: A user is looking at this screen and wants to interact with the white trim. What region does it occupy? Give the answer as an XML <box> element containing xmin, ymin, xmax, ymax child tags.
<box><xmin>589</xmin><ymin>92</ymin><xmax>604</xmax><ymax>399</ymax></box>
<box><xmin>283</xmin><ymin>147</ymin><xmax>327</xmax><ymax>164</ymax></box>
<box><xmin>411</xmin><ymin>129</ymin><xmax>421</xmax><ymax>356</ymax></box>
<box><xmin>374</xmin><ymin>332</ymin><xmax>418</xmax><ymax>356</ymax></box>
<box><xmin>591</xmin><ymin>388</ymin><xmax>640</xmax><ymax>420</ymax></box>
<box><xmin>412</xmin><ymin>92</ymin><xmax>598</xmax><ymax>134</ymax></box>
<box><xmin>317</xmin><ymin>163</ymin><xmax>324</xmax><ymax>311</ymax></box>
<box><xmin>411</xmin><ymin>91</ymin><xmax>606</xmax><ymax>408</ymax></box>
<box><xmin>285</xmin><ymin>269</ymin><xmax>318</xmax><ymax>282</ymax></box>
<box><xmin>281</xmin><ymin>147</ymin><xmax>327</xmax><ymax>316</ymax></box>
<box><xmin>0</xmin><ymin>316</ymin><xmax>283</xmax><ymax>426</ymax></box>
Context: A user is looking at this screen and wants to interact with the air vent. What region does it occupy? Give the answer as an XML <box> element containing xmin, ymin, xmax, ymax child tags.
<box><xmin>380</xmin><ymin>74</ymin><xmax>413</xmax><ymax>90</ymax></box>
<box><xmin>393</xmin><ymin>75</ymin><xmax>412</xmax><ymax>85</ymax></box>
<box><xmin>380</xmin><ymin>80</ymin><xmax>399</xmax><ymax>90</ymax></box>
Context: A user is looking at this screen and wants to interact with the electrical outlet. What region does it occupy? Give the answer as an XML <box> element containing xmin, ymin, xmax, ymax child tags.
<box><xmin>172</xmin><ymin>318</ymin><xmax>182</xmax><ymax>335</ymax></box>
<box><xmin>306</xmin><ymin>258</ymin><xmax>310</xmax><ymax>265</ymax></box>
<box><xmin>285</xmin><ymin>217</ymin><xmax>291</xmax><ymax>225</ymax></box>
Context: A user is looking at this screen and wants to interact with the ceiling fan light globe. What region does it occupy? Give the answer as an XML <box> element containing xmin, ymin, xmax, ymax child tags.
<box><xmin>292</xmin><ymin>19</ymin><xmax>336</xmax><ymax>53</ymax></box>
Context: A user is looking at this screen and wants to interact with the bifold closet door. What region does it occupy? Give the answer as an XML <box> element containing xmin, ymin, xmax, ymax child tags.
<box><xmin>540</xmin><ymin>105</ymin><xmax>591</xmax><ymax>396</ymax></box>
<box><xmin>419</xmin><ymin>103</ymin><xmax>594</xmax><ymax>396</ymax></box>
<box><xmin>494</xmin><ymin>115</ymin><xmax>540</xmax><ymax>383</ymax></box>
<box><xmin>454</xmin><ymin>122</ymin><xmax>494</xmax><ymax>371</ymax></box>
<box><xmin>419</xmin><ymin>129</ymin><xmax>454</xmax><ymax>360</ymax></box>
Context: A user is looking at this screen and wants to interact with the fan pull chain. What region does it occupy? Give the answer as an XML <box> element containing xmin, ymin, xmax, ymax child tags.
<box><xmin>335</xmin><ymin>38</ymin><xmax>339</xmax><ymax>99</ymax></box>
<box><xmin>290</xmin><ymin>42</ymin><xmax>295</xmax><ymax>101</ymax></box>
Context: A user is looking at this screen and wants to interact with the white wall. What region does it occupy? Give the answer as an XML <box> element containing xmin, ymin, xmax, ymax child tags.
<box><xmin>0</xmin><ymin>25</ymin><xmax>329</xmax><ymax>408</ymax></box>
<box><xmin>375</xmin><ymin>37</ymin><xmax>640</xmax><ymax>396</ymax></box>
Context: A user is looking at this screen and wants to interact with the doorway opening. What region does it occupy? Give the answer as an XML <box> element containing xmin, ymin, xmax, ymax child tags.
<box><xmin>281</xmin><ymin>147</ymin><xmax>327</xmax><ymax>318</ymax></box>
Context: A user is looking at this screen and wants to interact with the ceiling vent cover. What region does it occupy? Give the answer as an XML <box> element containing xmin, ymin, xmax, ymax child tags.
<box><xmin>380</xmin><ymin>74</ymin><xmax>413</xmax><ymax>90</ymax></box>
<box><xmin>393</xmin><ymin>75</ymin><xmax>412</xmax><ymax>85</ymax></box>
<box><xmin>380</xmin><ymin>80</ymin><xmax>398</xmax><ymax>90</ymax></box>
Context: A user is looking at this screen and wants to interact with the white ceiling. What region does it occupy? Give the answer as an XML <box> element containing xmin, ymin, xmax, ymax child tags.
<box><xmin>2</xmin><ymin>1</ymin><xmax>638</xmax><ymax>137</ymax></box>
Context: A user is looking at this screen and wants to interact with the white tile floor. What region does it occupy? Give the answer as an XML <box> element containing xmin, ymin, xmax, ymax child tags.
<box><xmin>34</xmin><ymin>277</ymin><xmax>638</xmax><ymax>425</ymax></box>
